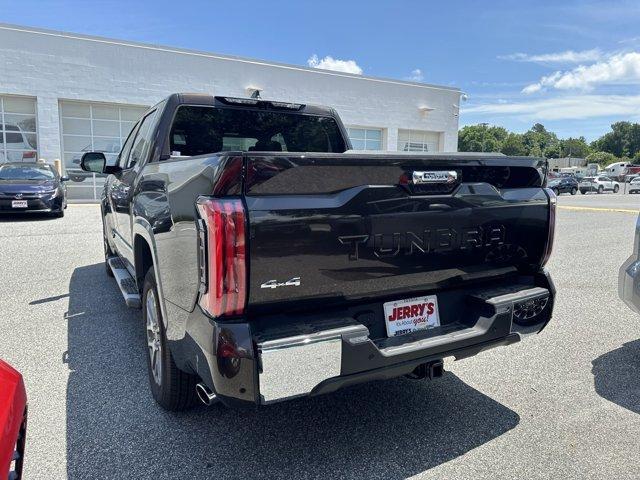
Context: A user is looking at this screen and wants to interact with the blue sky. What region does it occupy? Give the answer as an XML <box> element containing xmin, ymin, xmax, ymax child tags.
<box><xmin>2</xmin><ymin>0</ymin><xmax>640</xmax><ymax>140</ymax></box>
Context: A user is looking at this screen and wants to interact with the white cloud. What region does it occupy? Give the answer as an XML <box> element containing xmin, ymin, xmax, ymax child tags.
<box><xmin>619</xmin><ymin>36</ymin><xmax>640</xmax><ymax>45</ymax></box>
<box><xmin>463</xmin><ymin>94</ymin><xmax>640</xmax><ymax>121</ymax></box>
<box><xmin>500</xmin><ymin>49</ymin><xmax>602</xmax><ymax>64</ymax></box>
<box><xmin>522</xmin><ymin>51</ymin><xmax>640</xmax><ymax>93</ymax></box>
<box><xmin>521</xmin><ymin>83</ymin><xmax>543</xmax><ymax>95</ymax></box>
<box><xmin>405</xmin><ymin>68</ymin><xmax>424</xmax><ymax>82</ymax></box>
<box><xmin>307</xmin><ymin>54</ymin><xmax>363</xmax><ymax>74</ymax></box>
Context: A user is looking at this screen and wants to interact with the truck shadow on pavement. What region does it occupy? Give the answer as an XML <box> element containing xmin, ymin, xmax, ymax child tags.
<box><xmin>66</xmin><ymin>263</ymin><xmax>520</xmax><ymax>480</ymax></box>
<box><xmin>592</xmin><ymin>340</ymin><xmax>640</xmax><ymax>415</ymax></box>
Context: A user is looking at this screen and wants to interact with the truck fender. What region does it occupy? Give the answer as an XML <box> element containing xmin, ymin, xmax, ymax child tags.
<box><xmin>132</xmin><ymin>218</ymin><xmax>169</xmax><ymax>330</ymax></box>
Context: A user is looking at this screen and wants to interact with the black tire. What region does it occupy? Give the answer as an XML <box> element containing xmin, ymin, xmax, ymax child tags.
<box><xmin>52</xmin><ymin>209</ymin><xmax>64</xmax><ymax>218</ymax></box>
<box><xmin>142</xmin><ymin>267</ymin><xmax>198</xmax><ymax>411</ymax></box>
<box><xmin>571</xmin><ymin>187</ymin><xmax>577</xmax><ymax>195</ymax></box>
<box><xmin>580</xmin><ymin>190</ymin><xmax>587</xmax><ymax>194</ymax></box>
<box><xmin>552</xmin><ymin>188</ymin><xmax>560</xmax><ymax>196</ymax></box>
<box><xmin>597</xmin><ymin>186</ymin><xmax>604</xmax><ymax>194</ymax></box>
<box><xmin>614</xmin><ymin>184</ymin><xmax>620</xmax><ymax>193</ymax></box>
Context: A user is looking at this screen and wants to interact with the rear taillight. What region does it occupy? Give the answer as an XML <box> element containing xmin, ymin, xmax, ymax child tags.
<box><xmin>196</xmin><ymin>197</ymin><xmax>247</xmax><ymax>317</ymax></box>
<box><xmin>22</xmin><ymin>151</ymin><xmax>36</xmax><ymax>160</ymax></box>
<box><xmin>541</xmin><ymin>188</ymin><xmax>556</xmax><ymax>266</ymax></box>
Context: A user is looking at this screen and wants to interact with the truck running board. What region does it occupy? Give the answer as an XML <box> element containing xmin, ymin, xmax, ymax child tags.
<box><xmin>107</xmin><ymin>257</ymin><xmax>141</xmax><ymax>309</ymax></box>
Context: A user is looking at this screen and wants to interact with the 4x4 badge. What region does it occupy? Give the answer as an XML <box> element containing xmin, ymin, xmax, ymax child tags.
<box><xmin>260</xmin><ymin>277</ymin><xmax>301</xmax><ymax>289</ymax></box>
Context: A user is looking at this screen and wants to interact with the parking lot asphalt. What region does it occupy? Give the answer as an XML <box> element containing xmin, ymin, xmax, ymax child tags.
<box><xmin>557</xmin><ymin>190</ymin><xmax>640</xmax><ymax>212</ymax></box>
<box><xmin>0</xmin><ymin>198</ymin><xmax>639</xmax><ymax>480</ymax></box>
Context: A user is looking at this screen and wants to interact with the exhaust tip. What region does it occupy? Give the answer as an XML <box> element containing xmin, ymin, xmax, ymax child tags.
<box><xmin>196</xmin><ymin>382</ymin><xmax>217</xmax><ymax>406</ymax></box>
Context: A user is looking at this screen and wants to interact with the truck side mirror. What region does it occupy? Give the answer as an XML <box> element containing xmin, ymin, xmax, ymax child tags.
<box><xmin>80</xmin><ymin>152</ymin><xmax>107</xmax><ymax>174</ymax></box>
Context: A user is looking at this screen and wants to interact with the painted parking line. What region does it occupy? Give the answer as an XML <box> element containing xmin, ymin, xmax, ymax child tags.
<box><xmin>558</xmin><ymin>205</ymin><xmax>639</xmax><ymax>214</ymax></box>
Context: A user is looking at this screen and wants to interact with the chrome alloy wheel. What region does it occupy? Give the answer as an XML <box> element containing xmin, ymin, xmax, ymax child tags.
<box><xmin>146</xmin><ymin>289</ymin><xmax>162</xmax><ymax>385</ymax></box>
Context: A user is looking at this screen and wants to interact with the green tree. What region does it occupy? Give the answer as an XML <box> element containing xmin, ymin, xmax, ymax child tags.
<box><xmin>457</xmin><ymin>122</ymin><xmax>615</xmax><ymax>161</ymax></box>
<box><xmin>543</xmin><ymin>142</ymin><xmax>562</xmax><ymax>159</ymax></box>
<box><xmin>528</xmin><ymin>144</ymin><xmax>543</xmax><ymax>157</ymax></box>
<box><xmin>627</xmin><ymin>124</ymin><xmax>640</xmax><ymax>157</ymax></box>
<box><xmin>523</xmin><ymin>123</ymin><xmax>559</xmax><ymax>157</ymax></box>
<box><xmin>591</xmin><ymin>122</ymin><xmax>632</xmax><ymax>157</ymax></box>
<box><xmin>500</xmin><ymin>133</ymin><xmax>528</xmax><ymax>156</ymax></box>
<box><xmin>549</xmin><ymin>137</ymin><xmax>591</xmax><ymax>158</ymax></box>
<box><xmin>458</xmin><ymin>124</ymin><xmax>508</xmax><ymax>152</ymax></box>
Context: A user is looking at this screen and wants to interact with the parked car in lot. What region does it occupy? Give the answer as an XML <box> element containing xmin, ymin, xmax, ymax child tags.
<box><xmin>0</xmin><ymin>162</ymin><xmax>68</xmax><ymax>217</ymax></box>
<box><xmin>579</xmin><ymin>175</ymin><xmax>620</xmax><ymax>194</ymax></box>
<box><xmin>0</xmin><ymin>360</ymin><xmax>27</xmax><ymax>480</ymax></box>
<box><xmin>81</xmin><ymin>93</ymin><xmax>556</xmax><ymax>411</ymax></box>
<box><xmin>628</xmin><ymin>176</ymin><xmax>640</xmax><ymax>193</ymax></box>
<box><xmin>547</xmin><ymin>177</ymin><xmax>578</xmax><ymax>195</ymax></box>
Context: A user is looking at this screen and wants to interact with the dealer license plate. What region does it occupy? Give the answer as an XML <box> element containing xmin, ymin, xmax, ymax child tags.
<box><xmin>12</xmin><ymin>200</ymin><xmax>28</xmax><ymax>208</ymax></box>
<box><xmin>383</xmin><ymin>295</ymin><xmax>440</xmax><ymax>337</ymax></box>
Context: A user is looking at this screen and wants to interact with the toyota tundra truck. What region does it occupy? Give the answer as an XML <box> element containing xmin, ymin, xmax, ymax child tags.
<box><xmin>80</xmin><ymin>93</ymin><xmax>556</xmax><ymax>410</ymax></box>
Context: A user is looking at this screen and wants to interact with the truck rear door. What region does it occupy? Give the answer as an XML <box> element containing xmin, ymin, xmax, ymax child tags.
<box><xmin>244</xmin><ymin>153</ymin><xmax>552</xmax><ymax>315</ymax></box>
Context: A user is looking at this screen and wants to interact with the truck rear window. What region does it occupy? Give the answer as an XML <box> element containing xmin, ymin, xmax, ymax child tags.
<box><xmin>169</xmin><ymin>105</ymin><xmax>347</xmax><ymax>156</ymax></box>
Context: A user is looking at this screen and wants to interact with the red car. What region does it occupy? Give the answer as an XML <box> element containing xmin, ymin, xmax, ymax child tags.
<box><xmin>0</xmin><ymin>360</ymin><xmax>27</xmax><ymax>480</ymax></box>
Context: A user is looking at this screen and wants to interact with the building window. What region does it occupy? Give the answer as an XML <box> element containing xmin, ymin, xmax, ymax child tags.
<box><xmin>397</xmin><ymin>129</ymin><xmax>440</xmax><ymax>152</ymax></box>
<box><xmin>347</xmin><ymin>127</ymin><xmax>383</xmax><ymax>150</ymax></box>
<box><xmin>60</xmin><ymin>101</ymin><xmax>148</xmax><ymax>174</ymax></box>
<box><xmin>0</xmin><ymin>96</ymin><xmax>38</xmax><ymax>163</ymax></box>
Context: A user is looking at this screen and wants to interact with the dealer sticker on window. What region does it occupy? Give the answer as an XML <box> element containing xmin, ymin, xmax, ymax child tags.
<box><xmin>383</xmin><ymin>295</ymin><xmax>440</xmax><ymax>337</ymax></box>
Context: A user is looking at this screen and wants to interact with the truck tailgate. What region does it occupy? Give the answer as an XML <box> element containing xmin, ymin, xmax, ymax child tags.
<box><xmin>244</xmin><ymin>153</ymin><xmax>550</xmax><ymax>314</ymax></box>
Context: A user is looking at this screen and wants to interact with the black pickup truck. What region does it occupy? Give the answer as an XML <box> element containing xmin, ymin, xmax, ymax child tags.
<box><xmin>81</xmin><ymin>93</ymin><xmax>556</xmax><ymax>410</ymax></box>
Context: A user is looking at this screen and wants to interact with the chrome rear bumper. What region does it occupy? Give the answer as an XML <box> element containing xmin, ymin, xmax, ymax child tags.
<box><xmin>256</xmin><ymin>283</ymin><xmax>553</xmax><ymax>405</ymax></box>
<box><xmin>258</xmin><ymin>324</ymin><xmax>367</xmax><ymax>404</ymax></box>
<box><xmin>619</xmin><ymin>258</ymin><xmax>640</xmax><ymax>314</ymax></box>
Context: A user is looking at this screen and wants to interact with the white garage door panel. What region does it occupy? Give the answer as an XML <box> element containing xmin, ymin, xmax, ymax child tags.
<box><xmin>0</xmin><ymin>96</ymin><xmax>38</xmax><ymax>164</ymax></box>
<box><xmin>398</xmin><ymin>129</ymin><xmax>441</xmax><ymax>152</ymax></box>
<box><xmin>59</xmin><ymin>100</ymin><xmax>147</xmax><ymax>200</ymax></box>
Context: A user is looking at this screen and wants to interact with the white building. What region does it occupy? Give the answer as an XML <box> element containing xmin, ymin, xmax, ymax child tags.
<box><xmin>0</xmin><ymin>23</ymin><xmax>461</xmax><ymax>200</ymax></box>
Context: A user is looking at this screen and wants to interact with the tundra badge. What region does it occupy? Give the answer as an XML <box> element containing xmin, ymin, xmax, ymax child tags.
<box><xmin>412</xmin><ymin>170</ymin><xmax>457</xmax><ymax>184</ymax></box>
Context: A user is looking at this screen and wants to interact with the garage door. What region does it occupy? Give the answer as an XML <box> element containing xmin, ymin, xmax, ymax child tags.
<box><xmin>1</xmin><ymin>96</ymin><xmax>38</xmax><ymax>164</ymax></box>
<box><xmin>397</xmin><ymin>129</ymin><xmax>441</xmax><ymax>152</ymax></box>
<box><xmin>59</xmin><ymin>101</ymin><xmax>147</xmax><ymax>200</ymax></box>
